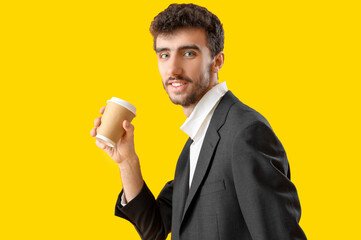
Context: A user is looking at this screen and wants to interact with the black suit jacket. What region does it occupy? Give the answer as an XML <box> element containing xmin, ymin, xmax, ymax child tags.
<box><xmin>115</xmin><ymin>91</ymin><xmax>307</xmax><ymax>240</ymax></box>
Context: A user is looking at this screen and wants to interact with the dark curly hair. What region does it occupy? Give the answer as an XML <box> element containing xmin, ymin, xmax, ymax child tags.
<box><xmin>150</xmin><ymin>3</ymin><xmax>224</xmax><ymax>58</ymax></box>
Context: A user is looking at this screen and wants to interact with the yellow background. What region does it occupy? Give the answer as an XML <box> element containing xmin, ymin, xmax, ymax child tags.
<box><xmin>1</xmin><ymin>0</ymin><xmax>360</xmax><ymax>239</ymax></box>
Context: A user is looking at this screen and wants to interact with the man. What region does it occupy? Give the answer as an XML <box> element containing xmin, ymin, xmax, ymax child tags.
<box><xmin>90</xmin><ymin>3</ymin><xmax>307</xmax><ymax>240</ymax></box>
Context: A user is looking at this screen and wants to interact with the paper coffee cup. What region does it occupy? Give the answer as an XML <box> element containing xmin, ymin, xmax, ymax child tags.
<box><xmin>95</xmin><ymin>97</ymin><xmax>136</xmax><ymax>148</ymax></box>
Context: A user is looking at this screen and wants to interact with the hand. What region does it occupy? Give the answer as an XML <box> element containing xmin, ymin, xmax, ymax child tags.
<box><xmin>90</xmin><ymin>106</ymin><xmax>138</xmax><ymax>165</ymax></box>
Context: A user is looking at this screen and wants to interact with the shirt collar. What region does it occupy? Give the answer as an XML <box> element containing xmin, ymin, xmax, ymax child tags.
<box><xmin>180</xmin><ymin>82</ymin><xmax>228</xmax><ymax>140</ymax></box>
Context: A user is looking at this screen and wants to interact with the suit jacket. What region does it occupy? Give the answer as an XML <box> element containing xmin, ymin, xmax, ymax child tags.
<box><xmin>115</xmin><ymin>91</ymin><xmax>307</xmax><ymax>240</ymax></box>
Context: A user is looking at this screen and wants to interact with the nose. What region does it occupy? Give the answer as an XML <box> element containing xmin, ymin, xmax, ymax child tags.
<box><xmin>167</xmin><ymin>55</ymin><xmax>183</xmax><ymax>77</ymax></box>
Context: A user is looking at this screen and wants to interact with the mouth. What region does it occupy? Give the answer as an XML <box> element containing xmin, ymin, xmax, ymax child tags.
<box><xmin>167</xmin><ymin>80</ymin><xmax>189</xmax><ymax>91</ymax></box>
<box><xmin>170</xmin><ymin>82</ymin><xmax>186</xmax><ymax>87</ymax></box>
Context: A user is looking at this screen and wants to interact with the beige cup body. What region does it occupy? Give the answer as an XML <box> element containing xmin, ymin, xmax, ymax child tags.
<box><xmin>96</xmin><ymin>102</ymin><xmax>135</xmax><ymax>147</ymax></box>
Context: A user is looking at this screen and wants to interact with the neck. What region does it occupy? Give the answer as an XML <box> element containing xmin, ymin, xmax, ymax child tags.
<box><xmin>182</xmin><ymin>104</ymin><xmax>196</xmax><ymax>117</ymax></box>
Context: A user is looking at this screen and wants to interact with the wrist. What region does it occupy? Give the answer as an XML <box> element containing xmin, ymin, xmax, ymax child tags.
<box><xmin>118</xmin><ymin>155</ymin><xmax>139</xmax><ymax>170</ymax></box>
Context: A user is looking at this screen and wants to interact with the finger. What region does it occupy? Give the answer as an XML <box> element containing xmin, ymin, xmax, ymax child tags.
<box><xmin>94</xmin><ymin>117</ymin><xmax>101</xmax><ymax>127</ymax></box>
<box><xmin>95</xmin><ymin>139</ymin><xmax>106</xmax><ymax>149</ymax></box>
<box><xmin>90</xmin><ymin>127</ymin><xmax>97</xmax><ymax>137</ymax></box>
<box><xmin>100</xmin><ymin>106</ymin><xmax>106</xmax><ymax>115</ymax></box>
<box><xmin>123</xmin><ymin>120</ymin><xmax>135</xmax><ymax>138</ymax></box>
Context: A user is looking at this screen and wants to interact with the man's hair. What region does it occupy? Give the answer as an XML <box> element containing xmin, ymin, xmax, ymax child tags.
<box><xmin>150</xmin><ymin>3</ymin><xmax>224</xmax><ymax>58</ymax></box>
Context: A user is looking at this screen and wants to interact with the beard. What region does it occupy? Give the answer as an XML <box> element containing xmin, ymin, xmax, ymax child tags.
<box><xmin>163</xmin><ymin>65</ymin><xmax>212</xmax><ymax>107</ymax></box>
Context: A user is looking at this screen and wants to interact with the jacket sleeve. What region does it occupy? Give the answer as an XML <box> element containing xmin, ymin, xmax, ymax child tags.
<box><xmin>115</xmin><ymin>181</ymin><xmax>173</xmax><ymax>240</ymax></box>
<box><xmin>232</xmin><ymin>121</ymin><xmax>307</xmax><ymax>240</ymax></box>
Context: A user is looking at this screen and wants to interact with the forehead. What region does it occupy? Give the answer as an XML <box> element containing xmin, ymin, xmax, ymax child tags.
<box><xmin>156</xmin><ymin>28</ymin><xmax>209</xmax><ymax>51</ymax></box>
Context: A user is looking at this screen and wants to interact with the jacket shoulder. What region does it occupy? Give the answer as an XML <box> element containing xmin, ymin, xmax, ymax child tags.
<box><xmin>226</xmin><ymin>95</ymin><xmax>271</xmax><ymax>130</ymax></box>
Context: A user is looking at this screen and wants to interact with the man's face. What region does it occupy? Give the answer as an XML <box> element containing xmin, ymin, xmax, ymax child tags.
<box><xmin>155</xmin><ymin>28</ymin><xmax>216</xmax><ymax>107</ymax></box>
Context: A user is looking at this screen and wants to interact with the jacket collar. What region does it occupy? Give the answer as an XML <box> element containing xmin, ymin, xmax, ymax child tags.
<box><xmin>178</xmin><ymin>91</ymin><xmax>239</xmax><ymax>224</ymax></box>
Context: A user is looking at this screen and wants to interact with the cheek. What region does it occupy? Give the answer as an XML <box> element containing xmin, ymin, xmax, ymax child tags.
<box><xmin>157</xmin><ymin>63</ymin><xmax>166</xmax><ymax>78</ymax></box>
<box><xmin>157</xmin><ymin>61</ymin><xmax>162</xmax><ymax>73</ymax></box>
<box><xmin>157</xmin><ymin>64</ymin><xmax>167</xmax><ymax>85</ymax></box>
<box><xmin>185</xmin><ymin>61</ymin><xmax>201</xmax><ymax>76</ymax></box>
<box><xmin>158</xmin><ymin>60</ymin><xmax>170</xmax><ymax>72</ymax></box>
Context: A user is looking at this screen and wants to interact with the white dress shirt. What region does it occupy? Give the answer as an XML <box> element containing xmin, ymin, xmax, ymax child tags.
<box><xmin>121</xmin><ymin>82</ymin><xmax>228</xmax><ymax>205</ymax></box>
<box><xmin>180</xmin><ymin>82</ymin><xmax>228</xmax><ymax>187</ymax></box>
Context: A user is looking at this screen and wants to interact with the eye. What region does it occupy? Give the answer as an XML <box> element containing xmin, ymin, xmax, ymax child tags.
<box><xmin>184</xmin><ymin>51</ymin><xmax>195</xmax><ymax>57</ymax></box>
<box><xmin>160</xmin><ymin>53</ymin><xmax>169</xmax><ymax>59</ymax></box>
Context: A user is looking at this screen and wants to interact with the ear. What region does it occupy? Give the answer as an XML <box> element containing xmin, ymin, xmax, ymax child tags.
<box><xmin>211</xmin><ymin>51</ymin><xmax>225</xmax><ymax>73</ymax></box>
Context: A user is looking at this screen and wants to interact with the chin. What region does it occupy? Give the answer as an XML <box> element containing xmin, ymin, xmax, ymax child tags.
<box><xmin>169</xmin><ymin>97</ymin><xmax>186</xmax><ymax>106</ymax></box>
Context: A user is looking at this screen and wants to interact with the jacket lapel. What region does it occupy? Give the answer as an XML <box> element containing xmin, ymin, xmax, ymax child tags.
<box><xmin>172</xmin><ymin>137</ymin><xmax>192</xmax><ymax>232</ymax></box>
<box><xmin>181</xmin><ymin>91</ymin><xmax>238</xmax><ymax>223</ymax></box>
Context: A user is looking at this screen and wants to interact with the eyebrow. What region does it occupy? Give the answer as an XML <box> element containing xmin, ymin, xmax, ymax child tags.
<box><xmin>155</xmin><ymin>45</ymin><xmax>201</xmax><ymax>53</ymax></box>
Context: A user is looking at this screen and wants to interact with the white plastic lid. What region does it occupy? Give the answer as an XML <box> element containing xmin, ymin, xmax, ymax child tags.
<box><xmin>107</xmin><ymin>97</ymin><xmax>136</xmax><ymax>116</ymax></box>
